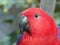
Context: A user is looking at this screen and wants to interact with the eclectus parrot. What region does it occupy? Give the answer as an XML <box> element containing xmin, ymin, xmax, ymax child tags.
<box><xmin>17</xmin><ymin>8</ymin><xmax>60</xmax><ymax>45</ymax></box>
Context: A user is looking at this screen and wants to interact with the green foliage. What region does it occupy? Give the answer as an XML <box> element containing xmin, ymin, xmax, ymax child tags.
<box><xmin>55</xmin><ymin>5</ymin><xmax>60</xmax><ymax>12</ymax></box>
<box><xmin>9</xmin><ymin>31</ymin><xmax>17</xmax><ymax>44</ymax></box>
<box><xmin>4</xmin><ymin>19</ymin><xmax>13</xmax><ymax>24</ymax></box>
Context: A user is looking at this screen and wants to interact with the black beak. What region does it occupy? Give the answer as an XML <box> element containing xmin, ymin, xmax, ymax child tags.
<box><xmin>19</xmin><ymin>15</ymin><xmax>29</xmax><ymax>34</ymax></box>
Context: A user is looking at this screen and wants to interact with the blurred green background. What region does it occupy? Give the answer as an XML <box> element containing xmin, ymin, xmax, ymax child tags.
<box><xmin>0</xmin><ymin>0</ymin><xmax>60</xmax><ymax>45</ymax></box>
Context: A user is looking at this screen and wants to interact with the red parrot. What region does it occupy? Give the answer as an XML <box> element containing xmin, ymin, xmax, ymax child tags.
<box><xmin>17</xmin><ymin>8</ymin><xmax>60</xmax><ymax>45</ymax></box>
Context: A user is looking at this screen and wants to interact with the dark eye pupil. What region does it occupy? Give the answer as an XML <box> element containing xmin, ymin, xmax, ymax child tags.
<box><xmin>35</xmin><ymin>15</ymin><xmax>38</xmax><ymax>18</ymax></box>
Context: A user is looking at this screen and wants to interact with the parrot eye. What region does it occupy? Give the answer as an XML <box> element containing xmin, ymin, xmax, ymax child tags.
<box><xmin>34</xmin><ymin>14</ymin><xmax>39</xmax><ymax>18</ymax></box>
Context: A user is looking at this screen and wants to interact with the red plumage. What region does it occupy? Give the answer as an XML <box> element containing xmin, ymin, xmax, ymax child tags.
<box><xmin>18</xmin><ymin>8</ymin><xmax>60</xmax><ymax>45</ymax></box>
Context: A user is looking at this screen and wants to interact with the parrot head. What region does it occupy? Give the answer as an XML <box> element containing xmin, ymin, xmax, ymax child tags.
<box><xmin>18</xmin><ymin>8</ymin><xmax>59</xmax><ymax>45</ymax></box>
<box><xmin>19</xmin><ymin>8</ymin><xmax>57</xmax><ymax>36</ymax></box>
